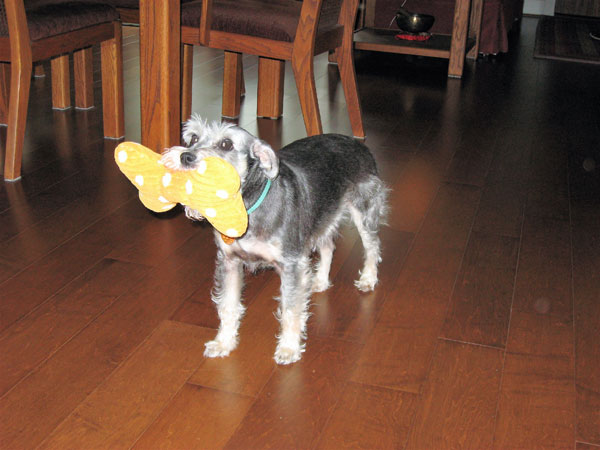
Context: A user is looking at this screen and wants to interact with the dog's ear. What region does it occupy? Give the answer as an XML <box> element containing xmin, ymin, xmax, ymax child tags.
<box><xmin>250</xmin><ymin>140</ymin><xmax>279</xmax><ymax>179</ymax></box>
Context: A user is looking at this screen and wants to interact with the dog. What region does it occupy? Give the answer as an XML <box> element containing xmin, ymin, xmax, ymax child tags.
<box><xmin>161</xmin><ymin>116</ymin><xmax>388</xmax><ymax>364</ymax></box>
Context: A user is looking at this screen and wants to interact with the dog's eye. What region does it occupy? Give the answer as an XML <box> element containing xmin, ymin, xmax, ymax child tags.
<box><xmin>219</xmin><ymin>138</ymin><xmax>233</xmax><ymax>151</ymax></box>
<box><xmin>189</xmin><ymin>134</ymin><xmax>199</xmax><ymax>146</ymax></box>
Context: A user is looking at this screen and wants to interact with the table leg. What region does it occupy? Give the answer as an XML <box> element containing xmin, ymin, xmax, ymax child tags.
<box><xmin>448</xmin><ymin>0</ymin><xmax>471</xmax><ymax>78</ymax></box>
<box><xmin>139</xmin><ymin>0</ymin><xmax>181</xmax><ymax>152</ymax></box>
<box><xmin>257</xmin><ymin>57</ymin><xmax>284</xmax><ymax>119</ymax></box>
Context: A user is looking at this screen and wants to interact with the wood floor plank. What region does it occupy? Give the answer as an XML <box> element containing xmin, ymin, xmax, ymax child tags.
<box><xmin>444</xmin><ymin>125</ymin><xmax>497</xmax><ymax>187</ymax></box>
<box><xmin>1</xmin><ymin>189</ymin><xmax>195</xmax><ymax>279</ymax></box>
<box><xmin>483</xmin><ymin>123</ymin><xmax>532</xmax><ymax>188</ymax></box>
<box><xmin>571</xmin><ymin>209</ymin><xmax>600</xmax><ymax>444</ymax></box>
<box><xmin>406</xmin><ymin>340</ymin><xmax>503</xmax><ymax>449</ymax></box>
<box><xmin>525</xmin><ymin>128</ymin><xmax>569</xmax><ymax>221</ymax></box>
<box><xmin>386</xmin><ymin>154</ymin><xmax>445</xmax><ymax>233</ymax></box>
<box><xmin>384</xmin><ymin>110</ymin><xmax>463</xmax><ymax>233</ymax></box>
<box><xmin>371</xmin><ymin>145</ymin><xmax>414</xmax><ymax>189</ymax></box>
<box><xmin>440</xmin><ymin>231</ymin><xmax>519</xmax><ymax>347</ymax></box>
<box><xmin>494</xmin><ymin>310</ymin><xmax>575</xmax><ymax>448</ymax></box>
<box><xmin>316</xmin><ymin>382</ymin><xmax>418</xmax><ymax>449</ymax></box>
<box><xmin>223</xmin><ymin>337</ymin><xmax>361</xmax><ymax>449</ymax></box>
<box><xmin>472</xmin><ymin>181</ymin><xmax>526</xmax><ymax>238</ymax></box>
<box><xmin>0</xmin><ymin>140</ymin><xmax>133</xmax><ymax>244</ymax></box>
<box><xmin>133</xmin><ymin>384</ymin><xmax>254</xmax><ymax>449</ymax></box>
<box><xmin>106</xmin><ymin>203</ymin><xmax>204</xmax><ymax>266</ymax></box>
<box><xmin>38</xmin><ymin>321</ymin><xmax>212</xmax><ymax>449</ymax></box>
<box><xmin>187</xmin><ymin>273</ymin><xmax>281</xmax><ymax>397</ymax></box>
<box><xmin>0</xmin><ymin>232</ymin><xmax>215</xmax><ymax>449</ymax></box>
<box><xmin>171</xmin><ymin>268</ymin><xmax>272</xmax><ymax>330</ymax></box>
<box><xmin>310</xmin><ymin>227</ymin><xmax>413</xmax><ymax>343</ymax></box>
<box><xmin>494</xmin><ymin>353</ymin><xmax>574</xmax><ymax>449</ymax></box>
<box><xmin>512</xmin><ymin>215</ymin><xmax>572</xmax><ymax>318</ymax></box>
<box><xmin>0</xmin><ymin>159</ymin><xmax>81</xmax><ymax>211</ymax></box>
<box><xmin>577</xmin><ymin>443</ymin><xmax>600</xmax><ymax>450</ymax></box>
<box><xmin>0</xmin><ymin>258</ymin><xmax>147</xmax><ymax>397</ymax></box>
<box><xmin>351</xmin><ymin>183</ymin><xmax>481</xmax><ymax>392</ymax></box>
<box><xmin>471</xmin><ymin>123</ymin><xmax>531</xmax><ymax>238</ymax></box>
<box><xmin>0</xmin><ymin>199</ymin><xmax>171</xmax><ymax>332</ymax></box>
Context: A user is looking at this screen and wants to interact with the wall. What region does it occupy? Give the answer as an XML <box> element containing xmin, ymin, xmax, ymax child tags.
<box><xmin>523</xmin><ymin>0</ymin><xmax>555</xmax><ymax>15</ymax></box>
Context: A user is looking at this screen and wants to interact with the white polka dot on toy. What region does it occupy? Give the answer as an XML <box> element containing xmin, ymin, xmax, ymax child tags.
<box><xmin>158</xmin><ymin>196</ymin><xmax>169</xmax><ymax>203</ymax></box>
<box><xmin>197</xmin><ymin>160</ymin><xmax>207</xmax><ymax>174</ymax></box>
<box><xmin>135</xmin><ymin>175</ymin><xmax>144</xmax><ymax>186</ymax></box>
<box><xmin>226</xmin><ymin>228</ymin><xmax>239</xmax><ymax>236</ymax></box>
<box><xmin>186</xmin><ymin>180</ymin><xmax>193</xmax><ymax>194</ymax></box>
<box><xmin>216</xmin><ymin>189</ymin><xmax>229</xmax><ymax>199</ymax></box>
<box><xmin>118</xmin><ymin>150</ymin><xmax>128</xmax><ymax>163</ymax></box>
<box><xmin>205</xmin><ymin>208</ymin><xmax>217</xmax><ymax>218</ymax></box>
<box><xmin>162</xmin><ymin>172</ymin><xmax>172</xmax><ymax>187</ymax></box>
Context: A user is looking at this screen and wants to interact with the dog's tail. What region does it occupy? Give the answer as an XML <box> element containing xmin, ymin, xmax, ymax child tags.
<box><xmin>352</xmin><ymin>175</ymin><xmax>390</xmax><ymax>233</ymax></box>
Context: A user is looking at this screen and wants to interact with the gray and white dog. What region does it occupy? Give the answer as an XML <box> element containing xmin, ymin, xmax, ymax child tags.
<box><xmin>161</xmin><ymin>116</ymin><xmax>388</xmax><ymax>364</ymax></box>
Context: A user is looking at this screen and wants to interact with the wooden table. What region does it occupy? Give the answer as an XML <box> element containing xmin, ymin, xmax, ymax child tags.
<box><xmin>354</xmin><ymin>0</ymin><xmax>483</xmax><ymax>78</ymax></box>
<box><xmin>138</xmin><ymin>0</ymin><xmax>181</xmax><ymax>152</ymax></box>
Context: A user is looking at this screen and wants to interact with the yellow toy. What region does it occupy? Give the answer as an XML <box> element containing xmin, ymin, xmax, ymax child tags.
<box><xmin>114</xmin><ymin>141</ymin><xmax>247</xmax><ymax>243</ymax></box>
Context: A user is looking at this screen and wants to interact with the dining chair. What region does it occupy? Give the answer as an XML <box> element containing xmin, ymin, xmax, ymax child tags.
<box><xmin>0</xmin><ymin>0</ymin><xmax>124</xmax><ymax>181</ymax></box>
<box><xmin>94</xmin><ymin>0</ymin><xmax>199</xmax><ymax>124</ymax></box>
<box><xmin>180</xmin><ymin>0</ymin><xmax>365</xmax><ymax>138</ymax></box>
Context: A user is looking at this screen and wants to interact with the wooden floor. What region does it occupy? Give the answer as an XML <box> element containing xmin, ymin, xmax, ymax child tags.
<box><xmin>1</xmin><ymin>17</ymin><xmax>599</xmax><ymax>449</ymax></box>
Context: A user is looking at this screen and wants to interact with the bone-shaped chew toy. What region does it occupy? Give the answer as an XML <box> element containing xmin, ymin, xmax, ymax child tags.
<box><xmin>115</xmin><ymin>142</ymin><xmax>247</xmax><ymax>242</ymax></box>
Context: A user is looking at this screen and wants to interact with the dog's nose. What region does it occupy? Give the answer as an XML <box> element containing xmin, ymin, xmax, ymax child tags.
<box><xmin>180</xmin><ymin>152</ymin><xmax>197</xmax><ymax>166</ymax></box>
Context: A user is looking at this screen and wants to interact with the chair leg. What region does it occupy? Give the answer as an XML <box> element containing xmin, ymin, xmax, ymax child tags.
<box><xmin>335</xmin><ymin>44</ymin><xmax>365</xmax><ymax>138</ymax></box>
<box><xmin>257</xmin><ymin>57</ymin><xmax>284</xmax><ymax>119</ymax></box>
<box><xmin>222</xmin><ymin>51</ymin><xmax>243</xmax><ymax>119</ymax></box>
<box><xmin>181</xmin><ymin>44</ymin><xmax>193</xmax><ymax>123</ymax></box>
<box><xmin>240</xmin><ymin>68</ymin><xmax>246</xmax><ymax>97</ymax></box>
<box><xmin>4</xmin><ymin>57</ymin><xmax>32</xmax><ymax>181</ymax></box>
<box><xmin>74</xmin><ymin>47</ymin><xmax>94</xmax><ymax>109</ymax></box>
<box><xmin>51</xmin><ymin>54</ymin><xmax>71</xmax><ymax>110</ymax></box>
<box><xmin>0</xmin><ymin>63</ymin><xmax>10</xmax><ymax>125</ymax></box>
<box><xmin>100</xmin><ymin>22</ymin><xmax>124</xmax><ymax>139</ymax></box>
<box><xmin>34</xmin><ymin>64</ymin><xmax>45</xmax><ymax>78</ymax></box>
<box><xmin>291</xmin><ymin>54</ymin><xmax>322</xmax><ymax>136</ymax></box>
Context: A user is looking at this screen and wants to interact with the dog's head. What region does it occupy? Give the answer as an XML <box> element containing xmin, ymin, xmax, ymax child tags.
<box><xmin>161</xmin><ymin>115</ymin><xmax>279</xmax><ymax>182</ymax></box>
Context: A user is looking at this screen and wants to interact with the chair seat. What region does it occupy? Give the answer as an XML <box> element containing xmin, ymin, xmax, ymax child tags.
<box><xmin>0</xmin><ymin>2</ymin><xmax>118</xmax><ymax>41</ymax></box>
<box><xmin>182</xmin><ymin>0</ymin><xmax>302</xmax><ymax>42</ymax></box>
<box><xmin>101</xmin><ymin>0</ymin><xmax>197</xmax><ymax>7</ymax></box>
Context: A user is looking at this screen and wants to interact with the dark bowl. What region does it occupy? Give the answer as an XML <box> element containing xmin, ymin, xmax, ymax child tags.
<box><xmin>394</xmin><ymin>10</ymin><xmax>435</xmax><ymax>33</ymax></box>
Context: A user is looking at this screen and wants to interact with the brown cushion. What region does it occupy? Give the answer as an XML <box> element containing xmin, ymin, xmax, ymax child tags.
<box><xmin>182</xmin><ymin>0</ymin><xmax>303</xmax><ymax>42</ymax></box>
<box><xmin>0</xmin><ymin>2</ymin><xmax>119</xmax><ymax>41</ymax></box>
<box><xmin>97</xmin><ymin>0</ymin><xmax>197</xmax><ymax>8</ymax></box>
<box><xmin>319</xmin><ymin>0</ymin><xmax>343</xmax><ymax>31</ymax></box>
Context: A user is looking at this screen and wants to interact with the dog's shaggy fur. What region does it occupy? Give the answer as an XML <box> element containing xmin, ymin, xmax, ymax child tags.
<box><xmin>161</xmin><ymin>116</ymin><xmax>388</xmax><ymax>364</ymax></box>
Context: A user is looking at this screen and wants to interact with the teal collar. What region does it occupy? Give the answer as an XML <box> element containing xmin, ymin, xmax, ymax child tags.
<box><xmin>247</xmin><ymin>178</ymin><xmax>272</xmax><ymax>215</ymax></box>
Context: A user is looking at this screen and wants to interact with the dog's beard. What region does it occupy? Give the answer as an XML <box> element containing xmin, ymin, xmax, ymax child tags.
<box><xmin>184</xmin><ymin>206</ymin><xmax>205</xmax><ymax>221</ymax></box>
<box><xmin>160</xmin><ymin>148</ymin><xmax>187</xmax><ymax>171</ymax></box>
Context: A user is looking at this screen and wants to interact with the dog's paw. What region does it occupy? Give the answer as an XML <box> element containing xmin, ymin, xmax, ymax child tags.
<box><xmin>312</xmin><ymin>277</ymin><xmax>331</xmax><ymax>293</ymax></box>
<box><xmin>274</xmin><ymin>345</ymin><xmax>303</xmax><ymax>365</ymax></box>
<box><xmin>204</xmin><ymin>339</ymin><xmax>236</xmax><ymax>358</ymax></box>
<box><xmin>354</xmin><ymin>271</ymin><xmax>378</xmax><ymax>292</ymax></box>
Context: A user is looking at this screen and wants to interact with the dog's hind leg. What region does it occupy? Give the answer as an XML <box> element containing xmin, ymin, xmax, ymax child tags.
<box><xmin>313</xmin><ymin>237</ymin><xmax>335</xmax><ymax>292</ymax></box>
<box><xmin>313</xmin><ymin>207</ymin><xmax>346</xmax><ymax>293</ymax></box>
<box><xmin>274</xmin><ymin>255</ymin><xmax>312</xmax><ymax>364</ymax></box>
<box><xmin>204</xmin><ymin>252</ymin><xmax>245</xmax><ymax>358</ymax></box>
<box><xmin>350</xmin><ymin>176</ymin><xmax>388</xmax><ymax>292</ymax></box>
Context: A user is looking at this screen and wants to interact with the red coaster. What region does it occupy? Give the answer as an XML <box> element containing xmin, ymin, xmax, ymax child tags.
<box><xmin>395</xmin><ymin>32</ymin><xmax>431</xmax><ymax>41</ymax></box>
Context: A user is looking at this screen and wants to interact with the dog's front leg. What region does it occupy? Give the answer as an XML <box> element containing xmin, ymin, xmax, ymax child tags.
<box><xmin>204</xmin><ymin>251</ymin><xmax>245</xmax><ymax>358</ymax></box>
<box><xmin>274</xmin><ymin>256</ymin><xmax>312</xmax><ymax>364</ymax></box>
